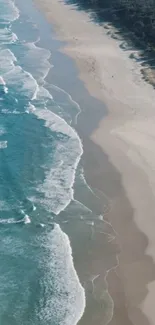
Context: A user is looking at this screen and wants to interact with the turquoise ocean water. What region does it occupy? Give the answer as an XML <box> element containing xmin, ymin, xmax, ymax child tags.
<box><xmin>0</xmin><ymin>0</ymin><xmax>86</xmax><ymax>323</ymax></box>
<box><xmin>0</xmin><ymin>0</ymin><xmax>116</xmax><ymax>324</ymax></box>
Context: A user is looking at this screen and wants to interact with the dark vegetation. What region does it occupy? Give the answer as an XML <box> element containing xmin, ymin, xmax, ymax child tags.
<box><xmin>67</xmin><ymin>0</ymin><xmax>155</xmax><ymax>49</ymax></box>
<box><xmin>66</xmin><ymin>0</ymin><xmax>155</xmax><ymax>84</ymax></box>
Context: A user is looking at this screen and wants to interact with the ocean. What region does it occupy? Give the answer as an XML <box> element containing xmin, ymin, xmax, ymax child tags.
<box><xmin>0</xmin><ymin>0</ymin><xmax>116</xmax><ymax>324</ymax></box>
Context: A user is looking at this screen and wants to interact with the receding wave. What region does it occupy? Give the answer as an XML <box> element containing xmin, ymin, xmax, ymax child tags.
<box><xmin>0</xmin><ymin>27</ymin><xmax>18</xmax><ymax>45</ymax></box>
<box><xmin>30</xmin><ymin>106</ymin><xmax>83</xmax><ymax>215</ymax></box>
<box><xmin>0</xmin><ymin>39</ymin><xmax>83</xmax><ymax>216</ymax></box>
<box><xmin>22</xmin><ymin>42</ymin><xmax>52</xmax><ymax>82</ymax></box>
<box><xmin>0</xmin><ymin>215</ymin><xmax>31</xmax><ymax>224</ymax></box>
<box><xmin>4</xmin><ymin>65</ymin><xmax>39</xmax><ymax>99</ymax></box>
<box><xmin>0</xmin><ymin>0</ymin><xmax>19</xmax><ymax>23</ymax></box>
<box><xmin>38</xmin><ymin>223</ymin><xmax>85</xmax><ymax>325</ymax></box>
<box><xmin>0</xmin><ymin>49</ymin><xmax>16</xmax><ymax>74</ymax></box>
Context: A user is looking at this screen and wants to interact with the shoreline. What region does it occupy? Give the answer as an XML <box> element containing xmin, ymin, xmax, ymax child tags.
<box><xmin>33</xmin><ymin>1</ymin><xmax>155</xmax><ymax>325</ymax></box>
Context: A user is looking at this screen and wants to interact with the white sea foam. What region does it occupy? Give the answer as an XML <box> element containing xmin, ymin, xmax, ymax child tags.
<box><xmin>23</xmin><ymin>215</ymin><xmax>31</xmax><ymax>224</ymax></box>
<box><xmin>51</xmin><ymin>84</ymin><xmax>81</xmax><ymax>124</ymax></box>
<box><xmin>36</xmin><ymin>86</ymin><xmax>53</xmax><ymax>100</ymax></box>
<box><xmin>0</xmin><ymin>0</ymin><xmax>20</xmax><ymax>23</ymax></box>
<box><xmin>0</xmin><ymin>215</ymin><xmax>31</xmax><ymax>224</ymax></box>
<box><xmin>25</xmin><ymin>102</ymin><xmax>36</xmax><ymax>114</ymax></box>
<box><xmin>20</xmin><ymin>209</ymin><xmax>31</xmax><ymax>223</ymax></box>
<box><xmin>39</xmin><ymin>223</ymin><xmax>45</xmax><ymax>227</ymax></box>
<box><xmin>0</xmin><ymin>28</ymin><xmax>18</xmax><ymax>45</ymax></box>
<box><xmin>0</xmin><ymin>141</ymin><xmax>7</xmax><ymax>149</ymax></box>
<box><xmin>23</xmin><ymin>42</ymin><xmax>52</xmax><ymax>82</ymax></box>
<box><xmin>4</xmin><ymin>66</ymin><xmax>39</xmax><ymax>100</ymax></box>
<box><xmin>1</xmin><ymin>108</ymin><xmax>22</xmax><ymax>114</ymax></box>
<box><xmin>27</xmin><ymin>86</ymin><xmax>53</xmax><ymax>112</ymax></box>
<box><xmin>0</xmin><ymin>126</ymin><xmax>6</xmax><ymax>135</ymax></box>
<box><xmin>3</xmin><ymin>86</ymin><xmax>8</xmax><ymax>93</ymax></box>
<box><xmin>39</xmin><ymin>223</ymin><xmax>85</xmax><ymax>324</ymax></box>
<box><xmin>79</xmin><ymin>166</ymin><xmax>98</xmax><ymax>197</ymax></box>
<box><xmin>32</xmin><ymin>108</ymin><xmax>83</xmax><ymax>215</ymax></box>
<box><xmin>0</xmin><ymin>38</ymin><xmax>38</xmax><ymax>102</ymax></box>
<box><xmin>0</xmin><ymin>49</ymin><xmax>17</xmax><ymax>75</ymax></box>
<box><xmin>32</xmin><ymin>204</ymin><xmax>36</xmax><ymax>211</ymax></box>
<box><xmin>0</xmin><ymin>218</ymin><xmax>17</xmax><ymax>224</ymax></box>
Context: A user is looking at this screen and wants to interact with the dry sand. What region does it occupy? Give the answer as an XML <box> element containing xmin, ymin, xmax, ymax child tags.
<box><xmin>34</xmin><ymin>0</ymin><xmax>155</xmax><ymax>324</ymax></box>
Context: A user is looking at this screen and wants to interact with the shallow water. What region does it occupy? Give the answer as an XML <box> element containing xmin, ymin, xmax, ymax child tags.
<box><xmin>0</xmin><ymin>0</ymin><xmax>116</xmax><ymax>324</ymax></box>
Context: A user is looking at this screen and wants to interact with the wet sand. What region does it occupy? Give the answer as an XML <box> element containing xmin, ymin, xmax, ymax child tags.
<box><xmin>33</xmin><ymin>0</ymin><xmax>155</xmax><ymax>324</ymax></box>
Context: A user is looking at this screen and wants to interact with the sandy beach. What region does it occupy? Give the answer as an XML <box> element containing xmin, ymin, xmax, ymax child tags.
<box><xmin>33</xmin><ymin>0</ymin><xmax>155</xmax><ymax>324</ymax></box>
